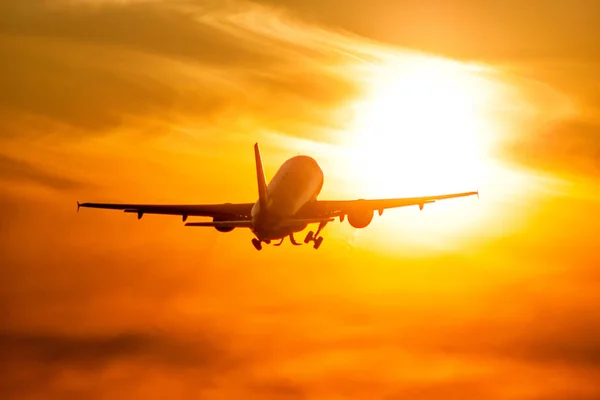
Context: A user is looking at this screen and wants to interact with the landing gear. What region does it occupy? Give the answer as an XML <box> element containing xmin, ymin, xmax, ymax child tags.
<box><xmin>289</xmin><ymin>233</ymin><xmax>301</xmax><ymax>246</ymax></box>
<box><xmin>274</xmin><ymin>234</ymin><xmax>301</xmax><ymax>247</ymax></box>
<box><xmin>304</xmin><ymin>231</ymin><xmax>314</xmax><ymax>244</ymax></box>
<box><xmin>254</xmin><ymin>221</ymin><xmax>329</xmax><ymax>250</ymax></box>
<box><xmin>313</xmin><ymin>236</ymin><xmax>324</xmax><ymax>249</ymax></box>
<box><xmin>304</xmin><ymin>221</ymin><xmax>327</xmax><ymax>249</ymax></box>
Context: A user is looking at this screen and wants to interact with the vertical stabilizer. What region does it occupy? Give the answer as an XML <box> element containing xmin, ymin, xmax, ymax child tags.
<box><xmin>254</xmin><ymin>142</ymin><xmax>269</xmax><ymax>210</ymax></box>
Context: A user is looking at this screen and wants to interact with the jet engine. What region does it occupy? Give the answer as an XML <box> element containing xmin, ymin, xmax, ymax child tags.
<box><xmin>347</xmin><ymin>209</ymin><xmax>373</xmax><ymax>229</ymax></box>
<box><xmin>213</xmin><ymin>217</ymin><xmax>235</xmax><ymax>233</ymax></box>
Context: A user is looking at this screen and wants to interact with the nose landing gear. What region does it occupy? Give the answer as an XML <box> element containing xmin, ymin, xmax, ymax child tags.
<box><xmin>251</xmin><ymin>238</ymin><xmax>262</xmax><ymax>251</ymax></box>
<box><xmin>273</xmin><ymin>233</ymin><xmax>302</xmax><ymax>247</ymax></box>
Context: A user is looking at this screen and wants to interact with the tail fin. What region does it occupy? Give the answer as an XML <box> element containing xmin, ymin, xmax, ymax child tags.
<box><xmin>254</xmin><ymin>142</ymin><xmax>269</xmax><ymax>210</ymax></box>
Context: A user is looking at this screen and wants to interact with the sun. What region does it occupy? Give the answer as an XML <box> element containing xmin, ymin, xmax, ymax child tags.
<box><xmin>345</xmin><ymin>56</ymin><xmax>497</xmax><ymax>199</ymax></box>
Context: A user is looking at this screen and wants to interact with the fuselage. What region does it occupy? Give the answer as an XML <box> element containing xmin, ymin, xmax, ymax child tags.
<box><xmin>251</xmin><ymin>155</ymin><xmax>324</xmax><ymax>240</ymax></box>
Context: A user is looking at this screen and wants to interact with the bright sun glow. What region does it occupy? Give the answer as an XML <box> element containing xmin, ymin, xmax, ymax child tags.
<box><xmin>347</xmin><ymin>57</ymin><xmax>497</xmax><ymax>198</ymax></box>
<box><xmin>334</xmin><ymin>55</ymin><xmax>527</xmax><ymax>252</ymax></box>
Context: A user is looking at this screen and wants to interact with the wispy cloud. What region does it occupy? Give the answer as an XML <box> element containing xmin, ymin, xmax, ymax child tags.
<box><xmin>0</xmin><ymin>153</ymin><xmax>86</xmax><ymax>191</ymax></box>
<box><xmin>505</xmin><ymin>119</ymin><xmax>600</xmax><ymax>177</ymax></box>
<box><xmin>0</xmin><ymin>0</ymin><xmax>379</xmax><ymax>143</ymax></box>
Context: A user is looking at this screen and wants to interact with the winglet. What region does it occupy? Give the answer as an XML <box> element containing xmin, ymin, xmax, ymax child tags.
<box><xmin>77</xmin><ymin>201</ymin><xmax>80</xmax><ymax>212</ymax></box>
<box><xmin>254</xmin><ymin>142</ymin><xmax>269</xmax><ymax>210</ymax></box>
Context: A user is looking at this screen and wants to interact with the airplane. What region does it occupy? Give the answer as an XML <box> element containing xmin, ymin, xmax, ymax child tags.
<box><xmin>78</xmin><ymin>143</ymin><xmax>478</xmax><ymax>250</ymax></box>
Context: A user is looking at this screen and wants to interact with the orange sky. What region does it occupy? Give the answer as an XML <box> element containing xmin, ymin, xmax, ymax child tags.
<box><xmin>1</xmin><ymin>1</ymin><xmax>600</xmax><ymax>399</ymax></box>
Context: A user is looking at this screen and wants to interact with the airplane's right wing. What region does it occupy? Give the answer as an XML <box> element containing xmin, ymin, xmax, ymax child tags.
<box><xmin>298</xmin><ymin>191</ymin><xmax>479</xmax><ymax>219</ymax></box>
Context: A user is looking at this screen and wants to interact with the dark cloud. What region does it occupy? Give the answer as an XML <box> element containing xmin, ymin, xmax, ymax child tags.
<box><xmin>520</xmin><ymin>328</ymin><xmax>600</xmax><ymax>369</ymax></box>
<box><xmin>508</xmin><ymin>301</ymin><xmax>600</xmax><ymax>369</ymax></box>
<box><xmin>0</xmin><ymin>330</ymin><xmax>241</xmax><ymax>399</ymax></box>
<box><xmin>0</xmin><ymin>331</ymin><xmax>227</xmax><ymax>368</ymax></box>
<box><xmin>0</xmin><ymin>153</ymin><xmax>86</xmax><ymax>190</ymax></box>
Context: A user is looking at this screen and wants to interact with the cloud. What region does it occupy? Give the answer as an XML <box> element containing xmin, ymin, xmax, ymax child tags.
<box><xmin>0</xmin><ymin>0</ymin><xmax>373</xmax><ymax>142</ymax></box>
<box><xmin>254</xmin><ymin>0</ymin><xmax>600</xmax><ymax>62</ymax></box>
<box><xmin>0</xmin><ymin>34</ymin><xmax>225</xmax><ymax>135</ymax></box>
<box><xmin>0</xmin><ymin>330</ymin><xmax>243</xmax><ymax>399</ymax></box>
<box><xmin>0</xmin><ymin>153</ymin><xmax>86</xmax><ymax>190</ymax></box>
<box><xmin>0</xmin><ymin>331</ymin><xmax>228</xmax><ymax>368</ymax></box>
<box><xmin>0</xmin><ymin>0</ymin><xmax>274</xmax><ymax>65</ymax></box>
<box><xmin>249</xmin><ymin>380</ymin><xmax>307</xmax><ymax>399</ymax></box>
<box><xmin>504</xmin><ymin>119</ymin><xmax>600</xmax><ymax>177</ymax></box>
<box><xmin>438</xmin><ymin>317</ymin><xmax>600</xmax><ymax>371</ymax></box>
<box><xmin>384</xmin><ymin>378</ymin><xmax>492</xmax><ymax>400</ymax></box>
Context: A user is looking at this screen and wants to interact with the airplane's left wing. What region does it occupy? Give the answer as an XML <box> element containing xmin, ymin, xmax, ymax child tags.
<box><xmin>298</xmin><ymin>191</ymin><xmax>478</xmax><ymax>219</ymax></box>
<box><xmin>77</xmin><ymin>201</ymin><xmax>255</xmax><ymax>221</ymax></box>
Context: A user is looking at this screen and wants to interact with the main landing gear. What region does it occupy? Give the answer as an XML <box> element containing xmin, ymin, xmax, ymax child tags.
<box><xmin>304</xmin><ymin>221</ymin><xmax>327</xmax><ymax>249</ymax></box>
<box><xmin>251</xmin><ymin>222</ymin><xmax>328</xmax><ymax>250</ymax></box>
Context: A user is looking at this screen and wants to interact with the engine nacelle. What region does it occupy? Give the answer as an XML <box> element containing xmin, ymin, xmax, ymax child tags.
<box><xmin>347</xmin><ymin>209</ymin><xmax>373</xmax><ymax>229</ymax></box>
<box><xmin>213</xmin><ymin>217</ymin><xmax>235</xmax><ymax>233</ymax></box>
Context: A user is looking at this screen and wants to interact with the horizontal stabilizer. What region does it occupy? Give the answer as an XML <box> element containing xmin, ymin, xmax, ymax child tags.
<box><xmin>185</xmin><ymin>221</ymin><xmax>253</xmax><ymax>228</ymax></box>
<box><xmin>277</xmin><ymin>218</ymin><xmax>335</xmax><ymax>227</ymax></box>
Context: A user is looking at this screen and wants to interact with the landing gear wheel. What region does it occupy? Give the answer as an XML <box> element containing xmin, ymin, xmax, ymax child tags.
<box><xmin>313</xmin><ymin>236</ymin><xmax>324</xmax><ymax>249</ymax></box>
<box><xmin>251</xmin><ymin>238</ymin><xmax>262</xmax><ymax>251</ymax></box>
<box><xmin>304</xmin><ymin>231</ymin><xmax>314</xmax><ymax>244</ymax></box>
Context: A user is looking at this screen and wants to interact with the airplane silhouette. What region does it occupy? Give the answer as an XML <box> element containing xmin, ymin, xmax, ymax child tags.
<box><xmin>78</xmin><ymin>143</ymin><xmax>478</xmax><ymax>250</ymax></box>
